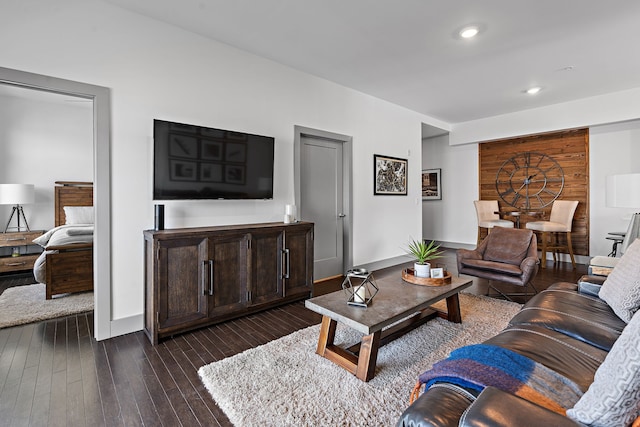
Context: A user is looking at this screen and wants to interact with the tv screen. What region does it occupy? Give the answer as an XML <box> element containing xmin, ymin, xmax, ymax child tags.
<box><xmin>153</xmin><ymin>120</ymin><xmax>274</xmax><ymax>200</ymax></box>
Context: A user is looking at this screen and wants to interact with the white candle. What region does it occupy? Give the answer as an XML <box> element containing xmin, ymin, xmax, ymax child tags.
<box><xmin>354</xmin><ymin>285</ymin><xmax>367</xmax><ymax>303</ymax></box>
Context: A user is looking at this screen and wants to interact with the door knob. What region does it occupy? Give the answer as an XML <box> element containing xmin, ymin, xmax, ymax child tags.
<box><xmin>338</xmin><ymin>213</ymin><xmax>346</xmax><ymax>218</ymax></box>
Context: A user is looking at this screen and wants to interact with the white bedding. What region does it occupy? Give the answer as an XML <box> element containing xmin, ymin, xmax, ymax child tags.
<box><xmin>33</xmin><ymin>224</ymin><xmax>93</xmax><ymax>248</ymax></box>
<box><xmin>32</xmin><ymin>225</ymin><xmax>93</xmax><ymax>284</ymax></box>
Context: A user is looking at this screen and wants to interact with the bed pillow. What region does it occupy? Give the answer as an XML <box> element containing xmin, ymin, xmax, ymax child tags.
<box><xmin>567</xmin><ymin>309</ymin><xmax>640</xmax><ymax>426</ymax></box>
<box><xmin>64</xmin><ymin>206</ymin><xmax>94</xmax><ymax>225</ymax></box>
<box><xmin>599</xmin><ymin>238</ymin><xmax>640</xmax><ymax>322</ymax></box>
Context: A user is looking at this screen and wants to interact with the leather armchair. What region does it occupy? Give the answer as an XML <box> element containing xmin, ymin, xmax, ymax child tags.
<box><xmin>456</xmin><ymin>227</ymin><xmax>539</xmax><ymax>300</ymax></box>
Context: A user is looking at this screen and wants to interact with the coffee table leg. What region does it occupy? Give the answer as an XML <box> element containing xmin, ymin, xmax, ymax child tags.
<box><xmin>445</xmin><ymin>293</ymin><xmax>463</xmax><ymax>323</ymax></box>
<box><xmin>316</xmin><ymin>315</ymin><xmax>337</xmax><ymax>356</ymax></box>
<box><xmin>356</xmin><ymin>330</ymin><xmax>382</xmax><ymax>382</ymax></box>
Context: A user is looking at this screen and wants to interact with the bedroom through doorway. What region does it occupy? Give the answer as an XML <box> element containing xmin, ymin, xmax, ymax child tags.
<box><xmin>0</xmin><ymin>83</ymin><xmax>95</xmax><ymax>328</ymax></box>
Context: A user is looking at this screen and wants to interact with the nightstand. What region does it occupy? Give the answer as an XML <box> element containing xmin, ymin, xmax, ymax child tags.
<box><xmin>0</xmin><ymin>230</ymin><xmax>44</xmax><ymax>274</ymax></box>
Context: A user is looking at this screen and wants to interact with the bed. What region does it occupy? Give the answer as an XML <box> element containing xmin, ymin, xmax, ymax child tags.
<box><xmin>33</xmin><ymin>181</ymin><xmax>94</xmax><ymax>299</ymax></box>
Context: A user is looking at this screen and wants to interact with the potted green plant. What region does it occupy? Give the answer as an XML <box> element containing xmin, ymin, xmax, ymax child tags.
<box><xmin>406</xmin><ymin>238</ymin><xmax>443</xmax><ymax>278</ymax></box>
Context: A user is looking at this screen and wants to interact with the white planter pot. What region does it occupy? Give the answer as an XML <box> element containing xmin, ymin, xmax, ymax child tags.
<box><xmin>414</xmin><ymin>262</ymin><xmax>431</xmax><ymax>278</ymax></box>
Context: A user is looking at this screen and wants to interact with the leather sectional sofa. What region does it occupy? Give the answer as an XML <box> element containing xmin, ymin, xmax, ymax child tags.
<box><xmin>397</xmin><ymin>240</ymin><xmax>640</xmax><ymax>427</ymax></box>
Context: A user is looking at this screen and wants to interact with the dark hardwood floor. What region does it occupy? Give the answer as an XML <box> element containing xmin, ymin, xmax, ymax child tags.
<box><xmin>0</xmin><ymin>249</ymin><xmax>588</xmax><ymax>426</ymax></box>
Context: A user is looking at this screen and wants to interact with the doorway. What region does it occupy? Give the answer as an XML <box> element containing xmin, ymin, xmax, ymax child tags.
<box><xmin>294</xmin><ymin>126</ymin><xmax>352</xmax><ymax>281</ymax></box>
<box><xmin>0</xmin><ymin>67</ymin><xmax>111</xmax><ymax>340</ymax></box>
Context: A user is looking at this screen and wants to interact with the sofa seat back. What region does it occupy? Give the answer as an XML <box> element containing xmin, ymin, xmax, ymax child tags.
<box><xmin>509</xmin><ymin>287</ymin><xmax>626</xmax><ymax>352</ymax></box>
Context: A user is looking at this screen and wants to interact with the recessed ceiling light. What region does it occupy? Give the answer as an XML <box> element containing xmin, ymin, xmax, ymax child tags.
<box><xmin>526</xmin><ymin>86</ymin><xmax>542</xmax><ymax>95</ymax></box>
<box><xmin>459</xmin><ymin>26</ymin><xmax>479</xmax><ymax>38</ymax></box>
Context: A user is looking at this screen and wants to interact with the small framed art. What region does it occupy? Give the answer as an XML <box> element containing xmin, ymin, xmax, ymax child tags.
<box><xmin>422</xmin><ymin>168</ymin><xmax>441</xmax><ymax>200</ymax></box>
<box><xmin>430</xmin><ymin>268</ymin><xmax>444</xmax><ymax>279</ymax></box>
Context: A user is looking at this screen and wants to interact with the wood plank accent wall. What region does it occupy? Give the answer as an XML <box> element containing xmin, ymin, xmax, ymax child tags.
<box><xmin>478</xmin><ymin>129</ymin><xmax>589</xmax><ymax>256</ymax></box>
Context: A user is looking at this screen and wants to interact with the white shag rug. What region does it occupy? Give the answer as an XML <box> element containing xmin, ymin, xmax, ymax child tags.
<box><xmin>198</xmin><ymin>293</ymin><xmax>521</xmax><ymax>426</ymax></box>
<box><xmin>0</xmin><ymin>284</ymin><xmax>94</xmax><ymax>328</ymax></box>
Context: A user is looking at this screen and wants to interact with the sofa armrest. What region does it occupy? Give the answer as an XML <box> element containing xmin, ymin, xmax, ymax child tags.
<box><xmin>456</xmin><ymin>248</ymin><xmax>482</xmax><ymax>275</ymax></box>
<box><xmin>459</xmin><ymin>387</ymin><xmax>585</xmax><ymax>427</ymax></box>
<box><xmin>457</xmin><ymin>248</ymin><xmax>481</xmax><ymax>260</ymax></box>
<box><xmin>578</xmin><ymin>275</ymin><xmax>606</xmax><ymax>297</ymax></box>
<box><xmin>397</xmin><ymin>384</ymin><xmax>474</xmax><ymax>427</ymax></box>
<box><xmin>519</xmin><ymin>256</ymin><xmax>539</xmax><ymax>279</ymax></box>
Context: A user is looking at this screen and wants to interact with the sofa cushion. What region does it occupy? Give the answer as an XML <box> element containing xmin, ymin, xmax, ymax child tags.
<box><xmin>599</xmin><ymin>238</ymin><xmax>640</xmax><ymax>322</ymax></box>
<box><xmin>567</xmin><ymin>309</ymin><xmax>640</xmax><ymax>426</ymax></box>
<box><xmin>483</xmin><ymin>228</ymin><xmax>534</xmax><ymax>266</ymax></box>
<box><xmin>485</xmin><ymin>324</ymin><xmax>606</xmax><ymax>392</ymax></box>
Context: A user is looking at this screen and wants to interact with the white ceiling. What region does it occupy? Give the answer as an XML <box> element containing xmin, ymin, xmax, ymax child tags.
<box><xmin>107</xmin><ymin>1</ymin><xmax>640</xmax><ymax>124</ymax></box>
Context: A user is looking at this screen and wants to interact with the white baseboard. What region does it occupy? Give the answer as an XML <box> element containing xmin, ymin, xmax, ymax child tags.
<box><xmin>107</xmin><ymin>313</ymin><xmax>144</xmax><ymax>339</ymax></box>
<box><xmin>355</xmin><ymin>255</ymin><xmax>412</xmax><ymax>273</ymax></box>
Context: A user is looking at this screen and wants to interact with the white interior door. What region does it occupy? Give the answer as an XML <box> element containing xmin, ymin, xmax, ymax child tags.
<box><xmin>300</xmin><ymin>135</ymin><xmax>344</xmax><ymax>280</ymax></box>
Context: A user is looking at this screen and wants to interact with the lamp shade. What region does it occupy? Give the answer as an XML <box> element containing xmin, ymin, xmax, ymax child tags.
<box><xmin>606</xmin><ymin>174</ymin><xmax>640</xmax><ymax>208</ymax></box>
<box><xmin>0</xmin><ymin>184</ymin><xmax>35</xmax><ymax>205</ymax></box>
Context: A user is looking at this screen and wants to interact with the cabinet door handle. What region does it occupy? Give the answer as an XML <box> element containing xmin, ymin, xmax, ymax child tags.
<box><xmin>5</xmin><ymin>237</ymin><xmax>27</xmax><ymax>241</ymax></box>
<box><xmin>202</xmin><ymin>260</ymin><xmax>208</xmax><ymax>296</ymax></box>
<box><xmin>283</xmin><ymin>248</ymin><xmax>290</xmax><ymax>279</ymax></box>
<box><xmin>209</xmin><ymin>260</ymin><xmax>214</xmax><ymax>296</ymax></box>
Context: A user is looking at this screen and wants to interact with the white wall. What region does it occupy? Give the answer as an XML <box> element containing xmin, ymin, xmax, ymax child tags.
<box><xmin>0</xmin><ymin>91</ymin><xmax>92</xmax><ymax>231</ymax></box>
<box><xmin>0</xmin><ymin>0</ymin><xmax>441</xmax><ymax>327</ymax></box>
<box><xmin>589</xmin><ymin>120</ymin><xmax>640</xmax><ymax>256</ymax></box>
<box><xmin>422</xmin><ymin>134</ymin><xmax>478</xmax><ymax>248</ymax></box>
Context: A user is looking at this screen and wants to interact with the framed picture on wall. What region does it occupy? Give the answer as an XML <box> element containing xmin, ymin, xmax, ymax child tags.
<box><xmin>422</xmin><ymin>168</ymin><xmax>441</xmax><ymax>200</ymax></box>
<box><xmin>374</xmin><ymin>154</ymin><xmax>408</xmax><ymax>195</ymax></box>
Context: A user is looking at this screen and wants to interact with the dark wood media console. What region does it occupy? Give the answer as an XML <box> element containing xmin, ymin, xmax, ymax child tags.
<box><xmin>143</xmin><ymin>221</ymin><xmax>314</xmax><ymax>344</ymax></box>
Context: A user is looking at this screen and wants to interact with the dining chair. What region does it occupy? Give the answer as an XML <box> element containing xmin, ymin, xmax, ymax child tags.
<box><xmin>525</xmin><ymin>200</ymin><xmax>579</xmax><ymax>269</ymax></box>
<box><xmin>474</xmin><ymin>200</ymin><xmax>514</xmax><ymax>244</ymax></box>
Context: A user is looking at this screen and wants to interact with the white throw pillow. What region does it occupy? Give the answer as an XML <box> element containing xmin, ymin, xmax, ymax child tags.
<box><xmin>567</xmin><ymin>309</ymin><xmax>640</xmax><ymax>426</ymax></box>
<box><xmin>64</xmin><ymin>206</ymin><xmax>94</xmax><ymax>225</ymax></box>
<box><xmin>599</xmin><ymin>238</ymin><xmax>640</xmax><ymax>322</ymax></box>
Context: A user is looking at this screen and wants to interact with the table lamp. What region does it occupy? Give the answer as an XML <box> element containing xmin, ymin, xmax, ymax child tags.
<box><xmin>0</xmin><ymin>184</ymin><xmax>35</xmax><ymax>233</ymax></box>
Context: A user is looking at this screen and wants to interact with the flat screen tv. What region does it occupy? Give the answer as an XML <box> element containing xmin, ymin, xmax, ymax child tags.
<box><xmin>153</xmin><ymin>119</ymin><xmax>274</xmax><ymax>200</ymax></box>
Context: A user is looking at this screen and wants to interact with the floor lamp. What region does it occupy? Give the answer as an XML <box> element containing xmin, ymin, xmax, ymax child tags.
<box><xmin>606</xmin><ymin>173</ymin><xmax>640</xmax><ymax>254</ymax></box>
<box><xmin>0</xmin><ymin>184</ymin><xmax>35</xmax><ymax>233</ymax></box>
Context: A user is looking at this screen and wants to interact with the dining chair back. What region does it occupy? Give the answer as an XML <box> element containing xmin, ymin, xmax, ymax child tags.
<box><xmin>525</xmin><ymin>200</ymin><xmax>579</xmax><ymax>269</ymax></box>
<box><xmin>474</xmin><ymin>200</ymin><xmax>514</xmax><ymax>244</ymax></box>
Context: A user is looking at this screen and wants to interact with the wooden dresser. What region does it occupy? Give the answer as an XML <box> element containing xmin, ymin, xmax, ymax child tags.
<box><xmin>143</xmin><ymin>221</ymin><xmax>314</xmax><ymax>344</ymax></box>
<box><xmin>0</xmin><ymin>230</ymin><xmax>44</xmax><ymax>273</ymax></box>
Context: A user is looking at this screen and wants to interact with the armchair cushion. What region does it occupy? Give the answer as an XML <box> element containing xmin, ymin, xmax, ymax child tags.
<box><xmin>460</xmin><ymin>259</ymin><xmax>522</xmax><ymax>276</ymax></box>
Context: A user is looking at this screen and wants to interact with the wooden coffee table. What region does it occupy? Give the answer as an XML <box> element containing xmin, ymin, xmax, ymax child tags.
<box><xmin>305</xmin><ymin>274</ymin><xmax>472</xmax><ymax>381</ymax></box>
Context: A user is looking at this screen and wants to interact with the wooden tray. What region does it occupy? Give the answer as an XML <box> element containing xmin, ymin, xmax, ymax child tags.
<box><xmin>402</xmin><ymin>268</ymin><xmax>451</xmax><ymax>286</ymax></box>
